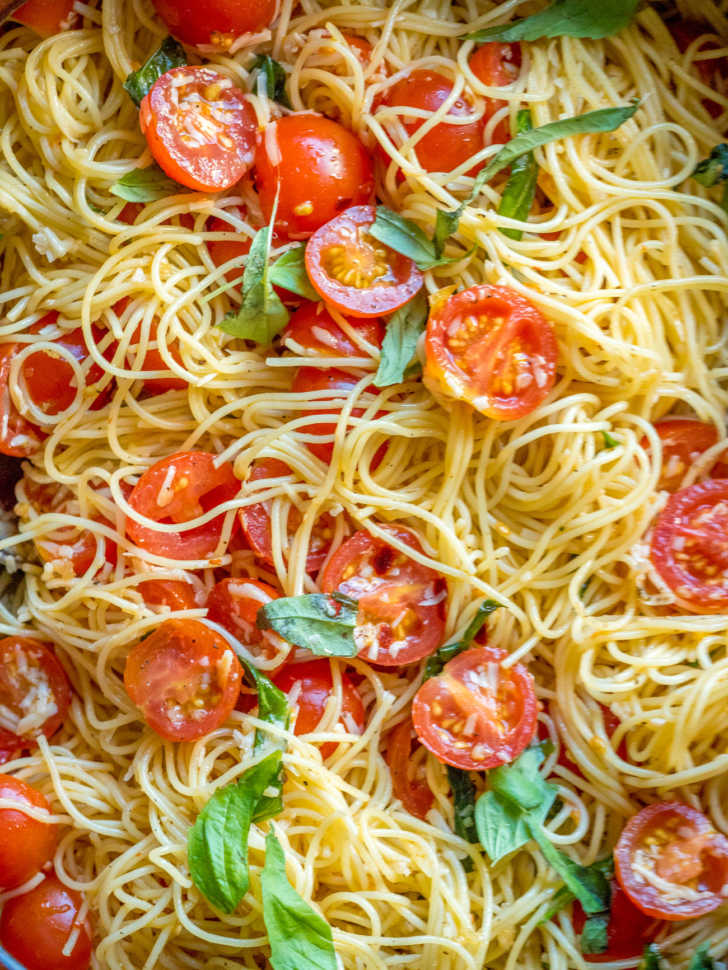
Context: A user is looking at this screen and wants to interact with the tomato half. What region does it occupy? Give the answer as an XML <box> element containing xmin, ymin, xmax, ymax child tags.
<box><xmin>0</xmin><ymin>637</ymin><xmax>72</xmax><ymax>765</ymax></box>
<box><xmin>137</xmin><ymin>578</ymin><xmax>199</xmax><ymax>612</ymax></box>
<box><xmin>412</xmin><ymin>646</ymin><xmax>538</xmax><ymax>771</ymax></box>
<box><xmin>424</xmin><ymin>284</ymin><xmax>558</xmax><ymax>420</ymax></box>
<box><xmin>572</xmin><ymin>880</ymin><xmax>662</xmax><ymax>963</ymax></box>
<box><xmin>124</xmin><ymin>618</ymin><xmax>242</xmax><ymax>741</ymax></box>
<box><xmin>305</xmin><ymin>205</ymin><xmax>423</xmax><ymax>317</ymax></box>
<box><xmin>643</xmin><ymin>419</ymin><xmax>728</xmax><ymax>492</ymax></box>
<box><xmin>469</xmin><ymin>42</ymin><xmax>522</xmax><ymax>144</ymax></box>
<box><xmin>320</xmin><ymin>527</ymin><xmax>447</xmax><ymax>666</ymax></box>
<box><xmin>139</xmin><ymin>67</ymin><xmax>258</xmax><ymax>193</ymax></box>
<box><xmin>615</xmin><ymin>802</ymin><xmax>728</xmax><ymax>920</ymax></box>
<box><xmin>649</xmin><ymin>480</ymin><xmax>728</xmax><ymax>613</ymax></box>
<box><xmin>281</xmin><ymin>302</ymin><xmax>384</xmax><ymax>358</ymax></box>
<box><xmin>254</xmin><ymin>114</ymin><xmax>375</xmax><ymax>240</ymax></box>
<box><xmin>126</xmin><ymin>451</ymin><xmax>239</xmax><ymax>561</ymax></box>
<box><xmin>0</xmin><ymin>339</ymin><xmax>45</xmax><ymax>456</ymax></box>
<box><xmin>386</xmin><ymin>717</ymin><xmax>434</xmax><ymax>820</ymax></box>
<box><xmin>0</xmin><ymin>775</ymin><xmax>57</xmax><ymax>890</ymax></box>
<box><xmin>10</xmin><ymin>0</ymin><xmax>77</xmax><ymax>35</ymax></box>
<box><xmin>0</xmin><ymin>875</ymin><xmax>92</xmax><ymax>970</ymax></box>
<box><xmin>151</xmin><ymin>0</ymin><xmax>276</xmax><ymax>47</ymax></box>
<box><xmin>272</xmin><ymin>659</ymin><xmax>365</xmax><ymax>758</ymax></box>
<box><xmin>206</xmin><ymin>577</ymin><xmax>291</xmax><ymax>673</ymax></box>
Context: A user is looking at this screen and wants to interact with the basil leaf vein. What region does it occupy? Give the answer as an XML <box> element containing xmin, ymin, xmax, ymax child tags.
<box><xmin>257</xmin><ymin>593</ymin><xmax>359</xmax><ymax>657</ymax></box>
<box><xmin>110</xmin><ymin>164</ymin><xmax>184</xmax><ymax>202</ymax></box>
<box><xmin>123</xmin><ymin>36</ymin><xmax>187</xmax><ymax>106</ymax></box>
<box><xmin>466</xmin><ymin>0</ymin><xmax>639</xmax><ymax>43</ymax></box>
<box><xmin>498</xmin><ymin>110</ymin><xmax>538</xmax><ymax>240</ymax></box>
<box><xmin>373</xmin><ymin>289</ymin><xmax>429</xmax><ymax>388</ymax></box>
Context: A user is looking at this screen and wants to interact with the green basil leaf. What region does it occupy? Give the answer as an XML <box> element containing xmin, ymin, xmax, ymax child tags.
<box><xmin>689</xmin><ymin>943</ymin><xmax>726</xmax><ymax>970</ymax></box>
<box><xmin>110</xmin><ymin>164</ymin><xmax>184</xmax><ymax>202</ymax></box>
<box><xmin>188</xmin><ymin>751</ymin><xmax>282</xmax><ymax>914</ymax></box>
<box><xmin>123</xmin><ymin>36</ymin><xmax>187</xmax><ymax>106</ymax></box>
<box><xmin>475</xmin><ymin>786</ymin><xmax>556</xmax><ymax>863</ymax></box>
<box><xmin>467</xmin><ymin>0</ymin><xmax>639</xmax><ymax>42</ymax></box>
<box><xmin>527</xmin><ymin>823</ymin><xmax>611</xmax><ymax>915</ymax></box>
<box><xmin>601</xmin><ymin>430</ymin><xmax>619</xmax><ymax>449</ymax></box>
<box><xmin>448</xmin><ymin>765</ymin><xmax>478</xmax><ymax>843</ymax></box>
<box><xmin>693</xmin><ymin>145</ymin><xmax>728</xmax><ymax>188</ymax></box>
<box><xmin>539</xmin><ymin>857</ymin><xmax>614</xmax><ymax>923</ymax></box>
<box><xmin>423</xmin><ymin>599</ymin><xmax>501</xmax><ymax>679</ymax></box>
<box><xmin>639</xmin><ymin>944</ymin><xmax>664</xmax><ymax>970</ymax></box>
<box><xmin>261</xmin><ymin>830</ymin><xmax>338</xmax><ymax>970</ymax></box>
<box><xmin>498</xmin><ymin>110</ymin><xmax>537</xmax><ymax>240</ymax></box>
<box><xmin>373</xmin><ymin>289</ymin><xmax>428</xmax><ymax>388</ymax></box>
<box><xmin>269</xmin><ymin>245</ymin><xmax>320</xmax><ymax>302</ymax></box>
<box><xmin>581</xmin><ymin>914</ymin><xmax>609</xmax><ymax>954</ymax></box>
<box><xmin>252</xmin><ymin>54</ymin><xmax>292</xmax><ymax>109</ymax></box>
<box><xmin>257</xmin><ymin>593</ymin><xmax>358</xmax><ymax>658</ymax></box>
<box><xmin>488</xmin><ymin>741</ymin><xmax>556</xmax><ymax>812</ymax></box>
<box><xmin>370</xmin><ymin>207</ymin><xmax>444</xmax><ymax>270</ymax></box>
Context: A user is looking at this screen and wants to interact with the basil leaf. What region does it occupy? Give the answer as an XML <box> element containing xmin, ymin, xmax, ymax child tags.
<box><xmin>475</xmin><ymin>786</ymin><xmax>556</xmax><ymax>863</ymax></box>
<box><xmin>257</xmin><ymin>593</ymin><xmax>358</xmax><ymax>658</ymax></box>
<box><xmin>467</xmin><ymin>0</ymin><xmax>639</xmax><ymax>42</ymax></box>
<box><xmin>423</xmin><ymin>599</ymin><xmax>501</xmax><ymax>679</ymax></box>
<box><xmin>269</xmin><ymin>246</ymin><xmax>320</xmax><ymax>302</ymax></box>
<box><xmin>373</xmin><ymin>289</ymin><xmax>428</xmax><ymax>388</ymax></box>
<box><xmin>261</xmin><ymin>830</ymin><xmax>337</xmax><ymax>970</ymax></box>
<box><xmin>498</xmin><ymin>110</ymin><xmax>537</xmax><ymax>240</ymax></box>
<box><xmin>236</xmin><ymin>659</ymin><xmax>289</xmax><ymax>820</ymax></box>
<box><xmin>489</xmin><ymin>741</ymin><xmax>558</xmax><ymax>811</ymax></box>
<box><xmin>370</xmin><ymin>207</ymin><xmax>440</xmax><ymax>270</ymax></box>
<box><xmin>639</xmin><ymin>944</ymin><xmax>663</xmax><ymax>970</ymax></box>
<box><xmin>188</xmin><ymin>751</ymin><xmax>282</xmax><ymax>914</ymax></box>
<box><xmin>539</xmin><ymin>857</ymin><xmax>614</xmax><ymax>923</ymax></box>
<box><xmin>527</xmin><ymin>823</ymin><xmax>611</xmax><ymax>915</ymax></box>
<box><xmin>581</xmin><ymin>914</ymin><xmax>609</xmax><ymax>954</ymax></box>
<box><xmin>601</xmin><ymin>430</ymin><xmax>618</xmax><ymax>449</ymax></box>
<box><xmin>123</xmin><ymin>36</ymin><xmax>187</xmax><ymax>106</ymax></box>
<box><xmin>692</xmin><ymin>145</ymin><xmax>728</xmax><ymax>216</ymax></box>
<box><xmin>448</xmin><ymin>765</ymin><xmax>478</xmax><ymax>844</ymax></box>
<box><xmin>110</xmin><ymin>164</ymin><xmax>184</xmax><ymax>202</ymax></box>
<box><xmin>253</xmin><ymin>54</ymin><xmax>292</xmax><ymax>109</ymax></box>
<box><xmin>689</xmin><ymin>944</ymin><xmax>726</xmax><ymax>970</ymax></box>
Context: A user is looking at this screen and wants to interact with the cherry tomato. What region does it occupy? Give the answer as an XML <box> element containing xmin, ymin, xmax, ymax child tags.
<box><xmin>129</xmin><ymin>321</ymin><xmax>187</xmax><ymax>394</ymax></box>
<box><xmin>126</xmin><ymin>451</ymin><xmax>239</xmax><ymax>561</ymax></box>
<box><xmin>643</xmin><ymin>419</ymin><xmax>728</xmax><ymax>492</ymax></box>
<box><xmin>671</xmin><ymin>21</ymin><xmax>727</xmax><ymax>117</ymax></box>
<box><xmin>0</xmin><ymin>340</ymin><xmax>45</xmax><ymax>457</ymax></box>
<box><xmin>469</xmin><ymin>42</ymin><xmax>522</xmax><ymax>144</ymax></box>
<box><xmin>206</xmin><ymin>577</ymin><xmax>291</xmax><ymax>673</ymax></box>
<box><xmin>139</xmin><ymin>67</ymin><xmax>258</xmax><ymax>193</ymax></box>
<box><xmin>151</xmin><ymin>0</ymin><xmax>276</xmax><ymax>47</ymax></box>
<box><xmin>386</xmin><ymin>717</ymin><xmax>434</xmax><ymax>820</ymax></box>
<box><xmin>412</xmin><ymin>646</ymin><xmax>538</xmax><ymax>771</ymax></box>
<box><xmin>137</xmin><ymin>579</ymin><xmax>199</xmax><ymax>612</ymax></box>
<box><xmin>0</xmin><ymin>875</ymin><xmax>92</xmax><ymax>970</ymax></box>
<box><xmin>305</xmin><ymin>205</ymin><xmax>423</xmax><ymax>317</ymax></box>
<box><xmin>10</xmin><ymin>0</ymin><xmax>77</xmax><ymax>35</ymax></box>
<box><xmin>281</xmin><ymin>302</ymin><xmax>384</xmax><ymax>357</ymax></box>
<box><xmin>124</xmin><ymin>618</ymin><xmax>242</xmax><ymax>740</ymax></box>
<box><xmin>0</xmin><ymin>637</ymin><xmax>72</xmax><ymax>765</ymax></box>
<box><xmin>320</xmin><ymin>527</ymin><xmax>447</xmax><ymax>666</ymax></box>
<box><xmin>272</xmin><ymin>659</ymin><xmax>365</xmax><ymax>758</ymax></box>
<box><xmin>254</xmin><ymin>114</ymin><xmax>374</xmax><ymax>240</ymax></box>
<box><xmin>572</xmin><ymin>880</ymin><xmax>662</xmax><ymax>963</ymax></box>
<box><xmin>207</xmin><ymin>210</ymin><xmax>252</xmax><ymax>287</ymax></box>
<box><xmin>238</xmin><ymin>458</ymin><xmax>335</xmax><ymax>575</ymax></box>
<box><xmin>424</xmin><ymin>284</ymin><xmax>558</xmax><ymax>420</ymax></box>
<box><xmin>0</xmin><ymin>775</ymin><xmax>57</xmax><ymax>890</ymax></box>
<box><xmin>615</xmin><ymin>802</ymin><xmax>728</xmax><ymax>920</ymax></box>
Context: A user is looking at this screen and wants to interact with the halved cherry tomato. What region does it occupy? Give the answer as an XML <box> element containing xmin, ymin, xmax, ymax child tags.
<box><xmin>139</xmin><ymin>67</ymin><xmax>258</xmax><ymax>193</ymax></box>
<box><xmin>412</xmin><ymin>646</ymin><xmax>538</xmax><ymax>771</ymax></box>
<box><xmin>238</xmin><ymin>459</ymin><xmax>335</xmax><ymax>574</ymax></box>
<box><xmin>320</xmin><ymin>526</ymin><xmax>447</xmax><ymax>666</ymax></box>
<box><xmin>206</xmin><ymin>577</ymin><xmax>291</xmax><ymax>673</ymax></box>
<box><xmin>469</xmin><ymin>42</ymin><xmax>522</xmax><ymax>144</ymax></box>
<box><xmin>254</xmin><ymin>114</ymin><xmax>374</xmax><ymax>240</ymax></box>
<box><xmin>126</xmin><ymin>451</ymin><xmax>239</xmax><ymax>561</ymax></box>
<box><xmin>272</xmin><ymin>659</ymin><xmax>365</xmax><ymax>757</ymax></box>
<box><xmin>572</xmin><ymin>880</ymin><xmax>662</xmax><ymax>963</ymax></box>
<box><xmin>643</xmin><ymin>419</ymin><xmax>728</xmax><ymax>492</ymax></box>
<box><xmin>0</xmin><ymin>637</ymin><xmax>72</xmax><ymax>765</ymax></box>
<box><xmin>151</xmin><ymin>0</ymin><xmax>276</xmax><ymax>47</ymax></box>
<box><xmin>305</xmin><ymin>205</ymin><xmax>423</xmax><ymax>317</ymax></box>
<box><xmin>424</xmin><ymin>284</ymin><xmax>558</xmax><ymax>420</ymax></box>
<box><xmin>615</xmin><ymin>802</ymin><xmax>728</xmax><ymax>920</ymax></box>
<box><xmin>10</xmin><ymin>0</ymin><xmax>77</xmax><ymax>35</ymax></box>
<box><xmin>649</xmin><ymin>480</ymin><xmax>728</xmax><ymax>613</ymax></box>
<box><xmin>124</xmin><ymin>618</ymin><xmax>242</xmax><ymax>740</ymax></box>
<box><xmin>387</xmin><ymin>717</ymin><xmax>434</xmax><ymax>820</ymax></box>
<box><xmin>281</xmin><ymin>302</ymin><xmax>384</xmax><ymax>357</ymax></box>
<box><xmin>0</xmin><ymin>875</ymin><xmax>92</xmax><ymax>970</ymax></box>
<box><xmin>137</xmin><ymin>578</ymin><xmax>198</xmax><ymax>612</ymax></box>
<box><xmin>670</xmin><ymin>21</ymin><xmax>727</xmax><ymax>118</ymax></box>
<box><xmin>0</xmin><ymin>775</ymin><xmax>57</xmax><ymax>890</ymax></box>
<box><xmin>0</xmin><ymin>341</ymin><xmax>45</xmax><ymax>457</ymax></box>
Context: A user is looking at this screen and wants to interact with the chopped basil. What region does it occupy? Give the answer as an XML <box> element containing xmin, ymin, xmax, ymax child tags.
<box><xmin>269</xmin><ymin>245</ymin><xmax>320</xmax><ymax>302</ymax></box>
<box><xmin>252</xmin><ymin>54</ymin><xmax>292</xmax><ymax>109</ymax></box>
<box><xmin>123</xmin><ymin>36</ymin><xmax>187</xmax><ymax>106</ymax></box>
<box><xmin>110</xmin><ymin>164</ymin><xmax>184</xmax><ymax>202</ymax></box>
<box><xmin>498</xmin><ymin>110</ymin><xmax>538</xmax><ymax>240</ymax></box>
<box><xmin>692</xmin><ymin>145</ymin><xmax>728</xmax><ymax>216</ymax></box>
<box><xmin>601</xmin><ymin>430</ymin><xmax>619</xmax><ymax>449</ymax></box>
<box><xmin>527</xmin><ymin>823</ymin><xmax>611</xmax><ymax>914</ymax></box>
<box><xmin>467</xmin><ymin>0</ymin><xmax>639</xmax><ymax>43</ymax></box>
<box><xmin>423</xmin><ymin>599</ymin><xmax>501</xmax><ymax>679</ymax></box>
<box><xmin>257</xmin><ymin>593</ymin><xmax>359</xmax><ymax>658</ymax></box>
<box><xmin>580</xmin><ymin>914</ymin><xmax>609</xmax><ymax>954</ymax></box>
<box><xmin>373</xmin><ymin>290</ymin><xmax>429</xmax><ymax>388</ymax></box>
<box><xmin>448</xmin><ymin>765</ymin><xmax>479</xmax><ymax>844</ymax></box>
<box><xmin>639</xmin><ymin>944</ymin><xmax>663</xmax><ymax>970</ymax></box>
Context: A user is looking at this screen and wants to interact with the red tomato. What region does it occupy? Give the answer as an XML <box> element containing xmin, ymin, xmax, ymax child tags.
<box><xmin>0</xmin><ymin>637</ymin><xmax>72</xmax><ymax>765</ymax></box>
<box><xmin>281</xmin><ymin>302</ymin><xmax>384</xmax><ymax>357</ymax></box>
<box><xmin>0</xmin><ymin>875</ymin><xmax>92</xmax><ymax>970</ymax></box>
<box><xmin>615</xmin><ymin>802</ymin><xmax>728</xmax><ymax>920</ymax></box>
<box><xmin>207</xmin><ymin>210</ymin><xmax>252</xmax><ymax>287</ymax></box>
<box><xmin>139</xmin><ymin>67</ymin><xmax>258</xmax><ymax>193</ymax></box>
<box><xmin>126</xmin><ymin>451</ymin><xmax>239</xmax><ymax>561</ymax></box>
<box><xmin>272</xmin><ymin>659</ymin><xmax>365</xmax><ymax>757</ymax></box>
<box><xmin>386</xmin><ymin>717</ymin><xmax>434</xmax><ymax>819</ymax></box>
<box><xmin>643</xmin><ymin>419</ymin><xmax>728</xmax><ymax>492</ymax></box>
<box><xmin>320</xmin><ymin>527</ymin><xmax>447</xmax><ymax>666</ymax></box>
<box><xmin>137</xmin><ymin>579</ymin><xmax>199</xmax><ymax>612</ymax></box>
<box><xmin>671</xmin><ymin>21</ymin><xmax>727</xmax><ymax>117</ymax></box>
<box><xmin>650</xmin><ymin>480</ymin><xmax>728</xmax><ymax>613</ymax></box>
<box><xmin>151</xmin><ymin>0</ymin><xmax>276</xmax><ymax>47</ymax></box>
<box><xmin>305</xmin><ymin>205</ymin><xmax>423</xmax><ymax>317</ymax></box>
<box><xmin>572</xmin><ymin>880</ymin><xmax>662</xmax><ymax>963</ymax></box>
<box><xmin>238</xmin><ymin>458</ymin><xmax>335</xmax><ymax>574</ymax></box>
<box><xmin>0</xmin><ymin>341</ymin><xmax>45</xmax><ymax>457</ymax></box>
<box><xmin>254</xmin><ymin>114</ymin><xmax>375</xmax><ymax>240</ymax></box>
<box><xmin>129</xmin><ymin>321</ymin><xmax>187</xmax><ymax>394</ymax></box>
<box><xmin>206</xmin><ymin>577</ymin><xmax>291</xmax><ymax>673</ymax></box>
<box><xmin>412</xmin><ymin>646</ymin><xmax>538</xmax><ymax>771</ymax></box>
<box><xmin>469</xmin><ymin>42</ymin><xmax>522</xmax><ymax>144</ymax></box>
<box><xmin>124</xmin><ymin>618</ymin><xmax>242</xmax><ymax>741</ymax></box>
<box><xmin>0</xmin><ymin>775</ymin><xmax>57</xmax><ymax>890</ymax></box>
<box><xmin>11</xmin><ymin>0</ymin><xmax>77</xmax><ymax>35</ymax></box>
<box><xmin>424</xmin><ymin>284</ymin><xmax>558</xmax><ymax>420</ymax></box>
<box><xmin>546</xmin><ymin>703</ymin><xmax>629</xmax><ymax>778</ymax></box>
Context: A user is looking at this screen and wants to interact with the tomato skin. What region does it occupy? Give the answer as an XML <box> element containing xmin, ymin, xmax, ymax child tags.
<box><xmin>126</xmin><ymin>451</ymin><xmax>239</xmax><ymax>561</ymax></box>
<box><xmin>412</xmin><ymin>646</ymin><xmax>538</xmax><ymax>771</ymax></box>
<box><xmin>387</xmin><ymin>718</ymin><xmax>434</xmax><ymax>820</ymax></box>
<box><xmin>140</xmin><ymin>67</ymin><xmax>258</xmax><ymax>193</ymax></box>
<box><xmin>11</xmin><ymin>0</ymin><xmax>77</xmax><ymax>35</ymax></box>
<box><xmin>137</xmin><ymin>579</ymin><xmax>199</xmax><ymax>612</ymax></box>
<box><xmin>151</xmin><ymin>0</ymin><xmax>276</xmax><ymax>46</ymax></box>
<box><xmin>615</xmin><ymin>802</ymin><xmax>728</xmax><ymax>921</ymax></box>
<box><xmin>207</xmin><ymin>211</ymin><xmax>252</xmax><ymax>287</ymax></box>
<box><xmin>305</xmin><ymin>205</ymin><xmax>423</xmax><ymax>318</ymax></box>
<box><xmin>424</xmin><ymin>284</ymin><xmax>558</xmax><ymax>420</ymax></box>
<box><xmin>572</xmin><ymin>880</ymin><xmax>661</xmax><ymax>964</ymax></box>
<box><xmin>272</xmin><ymin>659</ymin><xmax>365</xmax><ymax>758</ymax></box>
<box><xmin>320</xmin><ymin>527</ymin><xmax>447</xmax><ymax>666</ymax></box>
<box><xmin>468</xmin><ymin>42</ymin><xmax>522</xmax><ymax>144</ymax></box>
<box><xmin>0</xmin><ymin>875</ymin><xmax>92</xmax><ymax>970</ymax></box>
<box><xmin>670</xmin><ymin>21</ymin><xmax>726</xmax><ymax>117</ymax></box>
<box><xmin>644</xmin><ymin>419</ymin><xmax>728</xmax><ymax>492</ymax></box>
<box><xmin>206</xmin><ymin>577</ymin><xmax>291</xmax><ymax>673</ymax></box>
<box><xmin>255</xmin><ymin>114</ymin><xmax>375</xmax><ymax>240</ymax></box>
<box><xmin>282</xmin><ymin>302</ymin><xmax>384</xmax><ymax>357</ymax></box>
<box><xmin>290</xmin><ymin>367</ymin><xmax>378</xmax><ymax>465</ymax></box>
<box><xmin>0</xmin><ymin>776</ymin><xmax>57</xmax><ymax>890</ymax></box>
<box><xmin>544</xmin><ymin>703</ymin><xmax>628</xmax><ymax>778</ymax></box>
<box><xmin>0</xmin><ymin>341</ymin><xmax>45</xmax><ymax>457</ymax></box>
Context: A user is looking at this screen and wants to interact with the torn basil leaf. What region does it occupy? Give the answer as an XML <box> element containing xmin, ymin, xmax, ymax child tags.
<box><xmin>123</xmin><ymin>36</ymin><xmax>187</xmax><ymax>106</ymax></box>
<box><xmin>581</xmin><ymin>914</ymin><xmax>609</xmax><ymax>954</ymax></box>
<box><xmin>423</xmin><ymin>599</ymin><xmax>501</xmax><ymax>679</ymax></box>
<box><xmin>252</xmin><ymin>54</ymin><xmax>292</xmax><ymax>109</ymax></box>
<box><xmin>448</xmin><ymin>765</ymin><xmax>479</xmax><ymax>844</ymax></box>
<box><xmin>692</xmin><ymin>144</ymin><xmax>728</xmax><ymax>215</ymax></box>
<box><xmin>269</xmin><ymin>245</ymin><xmax>320</xmax><ymax>302</ymax></box>
<box><xmin>257</xmin><ymin>593</ymin><xmax>359</xmax><ymax>658</ymax></box>
<box><xmin>373</xmin><ymin>289</ymin><xmax>429</xmax><ymax>388</ymax></box>
<box><xmin>467</xmin><ymin>0</ymin><xmax>639</xmax><ymax>43</ymax></box>
<box><xmin>110</xmin><ymin>164</ymin><xmax>184</xmax><ymax>202</ymax></box>
<box><xmin>638</xmin><ymin>944</ymin><xmax>663</xmax><ymax>970</ymax></box>
<box><xmin>498</xmin><ymin>110</ymin><xmax>537</xmax><ymax>240</ymax></box>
